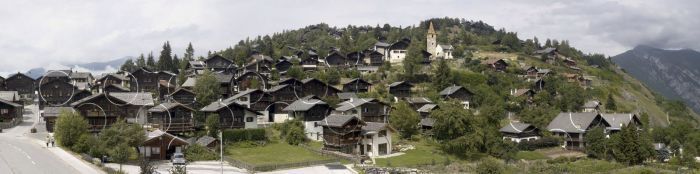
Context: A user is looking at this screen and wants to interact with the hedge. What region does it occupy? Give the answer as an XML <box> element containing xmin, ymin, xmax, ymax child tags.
<box><xmin>517</xmin><ymin>136</ymin><xmax>561</xmax><ymax>151</ymax></box>
<box><xmin>223</xmin><ymin>128</ymin><xmax>266</xmax><ymax>143</ymax></box>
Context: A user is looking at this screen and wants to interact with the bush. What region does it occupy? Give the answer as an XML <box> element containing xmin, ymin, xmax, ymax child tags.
<box><xmin>475</xmin><ymin>157</ymin><xmax>504</xmax><ymax>174</ymax></box>
<box><xmin>184</xmin><ymin>144</ymin><xmax>218</xmax><ymax>161</ymax></box>
<box><xmin>222</xmin><ymin>128</ymin><xmax>266</xmax><ymax>143</ymax></box>
<box><xmin>54</xmin><ymin>110</ymin><xmax>89</xmax><ymax>148</ymax></box>
<box><xmin>516</xmin><ymin>137</ymin><xmax>561</xmax><ymax>151</ymax></box>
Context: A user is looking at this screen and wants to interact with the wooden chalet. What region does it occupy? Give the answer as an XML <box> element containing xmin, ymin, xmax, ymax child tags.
<box><xmin>157</xmin><ymin>71</ymin><xmax>177</xmax><ymax>84</ymax></box>
<box><xmin>546</xmin><ymin>112</ymin><xmax>610</xmax><ymax>150</ymax></box>
<box><xmin>301</xmin><ymin>78</ymin><xmax>341</xmax><ymax>97</ymax></box>
<box><xmin>38</xmin><ymin>79</ymin><xmax>88</xmax><ymax>109</ymax></box>
<box><xmin>534</xmin><ymin>47</ymin><xmax>559</xmax><ymax>64</ymax></box>
<box><xmin>342</xmin><ymin>78</ymin><xmax>372</xmax><ymax>93</ymax></box>
<box><xmin>103</xmin><ymin>84</ymin><xmax>130</xmax><ymax>93</ymax></box>
<box><xmin>346</xmin><ymin>52</ymin><xmax>364</xmax><ymax>66</ymax></box>
<box><xmin>41</xmin><ymin>107</ymin><xmax>75</xmax><ymax>132</ymax></box>
<box><xmin>129</xmin><ymin>67</ymin><xmax>159</xmax><ymax>93</ymax></box>
<box><xmin>213</xmin><ymin>72</ymin><xmax>234</xmax><ymax>98</ymax></box>
<box><xmin>324</xmin><ymin>52</ymin><xmax>347</xmax><ymax>67</ymax></box>
<box><xmin>70</xmin><ymin>92</ymin><xmax>154</xmax><ymax>132</ymax></box>
<box><xmin>147</xmin><ymin>102</ymin><xmax>195</xmax><ymax>134</ymax></box>
<box><xmin>244</xmin><ymin>54</ymin><xmax>274</xmax><ymax>75</ymax></box>
<box><xmin>511</xmin><ymin>88</ymin><xmax>536</xmax><ymax>103</ymax></box>
<box><xmin>233</xmin><ymin>71</ymin><xmax>269</xmax><ymax>92</ymax></box>
<box><xmin>282</xmin><ymin>96</ymin><xmax>332</xmax><ymax>140</ymax></box>
<box><xmin>185</xmin><ymin>61</ymin><xmax>206</xmax><ymax>75</ymax></box>
<box><xmin>5</xmin><ymin>73</ymin><xmax>35</xmax><ymax>99</ymax></box>
<box><xmin>406</xmin><ymin>97</ymin><xmax>433</xmax><ymax>110</ymax></box>
<box><xmin>525</xmin><ymin>67</ymin><xmax>551</xmax><ymax>80</ymax></box>
<box><xmin>582</xmin><ymin>100</ymin><xmax>601</xmax><ymax>112</ymax></box>
<box><xmin>499</xmin><ymin>122</ymin><xmax>540</xmax><ymax>143</ymax></box>
<box><xmin>169</xmin><ymin>88</ymin><xmax>196</xmax><ymax>108</ymax></box>
<box><xmin>439</xmin><ymin>85</ymin><xmax>473</xmax><ymax>109</ymax></box>
<box><xmin>481</xmin><ymin>58</ymin><xmax>508</xmax><ymax>72</ymax></box>
<box><xmin>362</xmin><ymin>50</ymin><xmax>384</xmax><ymax>66</ymax></box>
<box><xmin>205</xmin><ymin>55</ymin><xmax>235</xmax><ymax>72</ymax></box>
<box><xmin>275</xmin><ymin>59</ymin><xmax>293</xmax><ymax>73</ymax></box>
<box><xmin>0</xmin><ymin>91</ymin><xmax>23</xmax><ymax>125</ymax></box>
<box><xmin>139</xmin><ymin>129</ymin><xmax>189</xmax><ymax>160</ymax></box>
<box><xmin>96</xmin><ymin>73</ymin><xmax>130</xmax><ymax>91</ymax></box>
<box><xmin>334</xmin><ymin>98</ymin><xmax>389</xmax><ymax>123</ymax></box>
<box><xmin>600</xmin><ymin>113</ymin><xmax>642</xmax><ymax>134</ymax></box>
<box><xmin>224</xmin><ymin>89</ymin><xmax>273</xmax><ymax>116</ymax></box>
<box><xmin>319</xmin><ymin>114</ymin><xmax>365</xmax><ymax>155</ymax></box>
<box><xmin>157</xmin><ymin>80</ymin><xmax>177</xmax><ymax>102</ymax></box>
<box><xmin>199</xmin><ymin>99</ymin><xmax>261</xmax><ymax>129</ymax></box>
<box><xmin>388</xmin><ymin>81</ymin><xmax>413</xmax><ymax>99</ymax></box>
<box><xmin>417</xmin><ymin>104</ymin><xmax>438</xmax><ymax>130</ymax></box>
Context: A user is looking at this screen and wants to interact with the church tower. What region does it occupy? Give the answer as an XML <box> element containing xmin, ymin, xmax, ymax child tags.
<box><xmin>426</xmin><ymin>21</ymin><xmax>437</xmax><ymax>58</ymax></box>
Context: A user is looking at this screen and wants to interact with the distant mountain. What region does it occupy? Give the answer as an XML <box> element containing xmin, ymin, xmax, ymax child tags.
<box><xmin>612</xmin><ymin>45</ymin><xmax>700</xmax><ymax>113</ymax></box>
<box><xmin>24</xmin><ymin>56</ymin><xmax>132</xmax><ymax>79</ymax></box>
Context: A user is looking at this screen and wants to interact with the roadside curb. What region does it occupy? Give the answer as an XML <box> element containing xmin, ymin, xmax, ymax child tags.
<box><xmin>27</xmin><ymin>137</ymin><xmax>106</xmax><ymax>174</ymax></box>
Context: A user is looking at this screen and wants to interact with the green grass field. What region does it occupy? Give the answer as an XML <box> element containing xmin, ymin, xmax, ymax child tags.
<box><xmin>225</xmin><ymin>141</ymin><xmax>332</xmax><ymax>166</ymax></box>
<box><xmin>515</xmin><ymin>151</ymin><xmax>549</xmax><ymax>160</ymax></box>
<box><xmin>374</xmin><ymin>138</ymin><xmax>458</xmax><ymax>167</ymax></box>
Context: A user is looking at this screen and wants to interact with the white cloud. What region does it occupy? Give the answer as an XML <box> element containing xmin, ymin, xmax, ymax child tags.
<box><xmin>0</xmin><ymin>0</ymin><xmax>697</xmax><ymax>73</ymax></box>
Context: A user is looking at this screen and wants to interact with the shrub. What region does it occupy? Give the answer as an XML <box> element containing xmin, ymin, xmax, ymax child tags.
<box><xmin>184</xmin><ymin>144</ymin><xmax>218</xmax><ymax>161</ymax></box>
<box><xmin>222</xmin><ymin>128</ymin><xmax>266</xmax><ymax>143</ymax></box>
<box><xmin>475</xmin><ymin>157</ymin><xmax>504</xmax><ymax>174</ymax></box>
<box><xmin>516</xmin><ymin>137</ymin><xmax>561</xmax><ymax>151</ymax></box>
<box><xmin>286</xmin><ymin>125</ymin><xmax>306</xmax><ymax>145</ymax></box>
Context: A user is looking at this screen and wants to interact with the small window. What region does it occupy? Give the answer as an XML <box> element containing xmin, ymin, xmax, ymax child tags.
<box><xmin>246</xmin><ymin>117</ymin><xmax>253</xmax><ymax>122</ymax></box>
<box><xmin>379</xmin><ymin>130</ymin><xmax>387</xmax><ymax>137</ymax></box>
<box><xmin>151</xmin><ymin>147</ymin><xmax>160</xmax><ymax>154</ymax></box>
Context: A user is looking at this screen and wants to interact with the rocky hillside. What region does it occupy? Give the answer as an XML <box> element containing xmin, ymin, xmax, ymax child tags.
<box><xmin>612</xmin><ymin>45</ymin><xmax>700</xmax><ymax>114</ymax></box>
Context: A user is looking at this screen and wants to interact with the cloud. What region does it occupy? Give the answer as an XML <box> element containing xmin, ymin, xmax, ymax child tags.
<box><xmin>0</xmin><ymin>0</ymin><xmax>697</xmax><ymax>73</ymax></box>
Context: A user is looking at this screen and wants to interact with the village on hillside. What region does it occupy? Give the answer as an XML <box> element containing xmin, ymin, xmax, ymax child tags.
<box><xmin>0</xmin><ymin>19</ymin><xmax>697</xmax><ymax>174</ymax></box>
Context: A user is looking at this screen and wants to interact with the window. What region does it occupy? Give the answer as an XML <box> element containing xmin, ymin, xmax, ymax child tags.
<box><xmin>378</xmin><ymin>143</ymin><xmax>388</xmax><ymax>155</ymax></box>
<box><xmin>151</xmin><ymin>147</ymin><xmax>160</xmax><ymax>154</ymax></box>
<box><xmin>246</xmin><ymin>117</ymin><xmax>253</xmax><ymax>122</ymax></box>
<box><xmin>379</xmin><ymin>130</ymin><xmax>387</xmax><ymax>137</ymax></box>
<box><xmin>366</xmin><ymin>145</ymin><xmax>372</xmax><ymax>152</ymax></box>
<box><xmin>1</xmin><ymin>109</ymin><xmax>8</xmax><ymax>114</ymax></box>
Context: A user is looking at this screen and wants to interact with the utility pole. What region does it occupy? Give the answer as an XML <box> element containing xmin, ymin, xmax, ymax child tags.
<box><xmin>220</xmin><ymin>130</ymin><xmax>223</xmax><ymax>174</ymax></box>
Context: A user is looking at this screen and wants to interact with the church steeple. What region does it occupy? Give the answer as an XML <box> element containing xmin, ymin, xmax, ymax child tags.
<box><xmin>426</xmin><ymin>21</ymin><xmax>437</xmax><ymax>58</ymax></box>
<box><xmin>428</xmin><ymin>21</ymin><xmax>437</xmax><ymax>35</ymax></box>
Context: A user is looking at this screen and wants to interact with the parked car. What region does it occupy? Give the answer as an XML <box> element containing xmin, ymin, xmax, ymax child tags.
<box><xmin>172</xmin><ymin>153</ymin><xmax>186</xmax><ymax>165</ymax></box>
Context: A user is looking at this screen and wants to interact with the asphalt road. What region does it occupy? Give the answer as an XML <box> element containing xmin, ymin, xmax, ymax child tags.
<box><xmin>0</xmin><ymin>104</ymin><xmax>84</xmax><ymax>174</ymax></box>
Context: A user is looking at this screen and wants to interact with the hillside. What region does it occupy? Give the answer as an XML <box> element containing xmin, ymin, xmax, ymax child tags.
<box><xmin>612</xmin><ymin>45</ymin><xmax>700</xmax><ymax>114</ymax></box>
<box><xmin>206</xmin><ymin>17</ymin><xmax>697</xmax><ymax>127</ymax></box>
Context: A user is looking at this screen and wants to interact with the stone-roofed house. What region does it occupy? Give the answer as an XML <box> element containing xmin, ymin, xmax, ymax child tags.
<box><xmin>534</xmin><ymin>47</ymin><xmax>559</xmax><ymax>64</ymax></box>
<box><xmin>511</xmin><ymin>88</ymin><xmax>536</xmax><ymax>103</ymax></box>
<box><xmin>41</xmin><ymin>107</ymin><xmax>75</xmax><ymax>132</ymax></box>
<box><xmin>546</xmin><ymin>112</ymin><xmax>610</xmax><ymax>150</ymax></box>
<box><xmin>69</xmin><ymin>71</ymin><xmax>94</xmax><ymax>85</ymax></box>
<box><xmin>435</xmin><ymin>44</ymin><xmax>454</xmax><ymax>59</ymax></box>
<box><xmin>334</xmin><ymin>98</ymin><xmax>389</xmax><ymax>123</ymax></box>
<box><xmin>185</xmin><ymin>61</ymin><xmax>206</xmax><ymax>75</ymax></box>
<box><xmin>319</xmin><ymin>114</ymin><xmax>365</xmax><ymax>155</ymax></box>
<box><xmin>301</xmin><ymin>78</ymin><xmax>341</xmax><ymax>98</ymax></box>
<box><xmin>324</xmin><ymin>52</ymin><xmax>347</xmax><ymax>67</ymax></box>
<box><xmin>342</xmin><ymin>78</ymin><xmax>371</xmax><ymax>93</ymax></box>
<box><xmin>205</xmin><ymin>55</ymin><xmax>235</xmax><ymax>72</ymax></box>
<box><xmin>168</xmin><ymin>88</ymin><xmax>196</xmax><ymax>108</ymax></box>
<box><xmin>5</xmin><ymin>73</ymin><xmax>36</xmax><ymax>99</ymax></box>
<box><xmin>200</xmin><ymin>98</ymin><xmax>261</xmax><ymax>129</ymax></box>
<box><xmin>243</xmin><ymin>54</ymin><xmax>274</xmax><ymax>75</ymax></box>
<box><xmin>96</xmin><ymin>73</ymin><xmax>130</xmax><ymax>92</ymax></box>
<box><xmin>600</xmin><ymin>113</ymin><xmax>642</xmax><ymax>134</ymax></box>
<box><xmin>282</xmin><ymin>96</ymin><xmax>332</xmax><ymax>141</ymax></box>
<box><xmin>0</xmin><ymin>91</ymin><xmax>23</xmax><ymax>127</ymax></box>
<box><xmin>139</xmin><ymin>129</ymin><xmax>189</xmax><ymax>160</ymax></box>
<box><xmin>417</xmin><ymin>104</ymin><xmax>439</xmax><ymax>130</ymax></box>
<box><xmin>499</xmin><ymin>122</ymin><xmax>540</xmax><ymax>143</ymax></box>
<box><xmin>481</xmin><ymin>58</ymin><xmax>508</xmax><ymax>72</ymax></box>
<box><xmin>388</xmin><ymin>81</ymin><xmax>413</xmax><ymax>99</ymax></box>
<box><xmin>233</xmin><ymin>71</ymin><xmax>269</xmax><ymax>92</ymax></box>
<box><xmin>70</xmin><ymin>92</ymin><xmax>154</xmax><ymax>132</ymax></box>
<box><xmin>525</xmin><ymin>66</ymin><xmax>551</xmax><ymax>80</ymax></box>
<box><xmin>582</xmin><ymin>100</ymin><xmax>601</xmax><ymax>112</ymax></box>
<box><xmin>147</xmin><ymin>102</ymin><xmax>196</xmax><ymax>134</ymax></box>
<box><xmin>360</xmin><ymin>122</ymin><xmax>395</xmax><ymax>157</ymax></box>
<box><xmin>38</xmin><ymin>79</ymin><xmax>90</xmax><ymax>109</ymax></box>
<box><xmin>212</xmin><ymin>72</ymin><xmax>234</xmax><ymax>98</ymax></box>
<box><xmin>224</xmin><ymin>89</ymin><xmax>273</xmax><ymax>121</ymax></box>
<box><xmin>439</xmin><ymin>85</ymin><xmax>473</xmax><ymax>109</ymax></box>
<box><xmin>405</xmin><ymin>97</ymin><xmax>433</xmax><ymax>110</ymax></box>
<box><xmin>129</xmin><ymin>67</ymin><xmax>159</xmax><ymax>93</ymax></box>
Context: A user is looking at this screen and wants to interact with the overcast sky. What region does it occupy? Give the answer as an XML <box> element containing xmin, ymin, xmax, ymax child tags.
<box><xmin>1</xmin><ymin>0</ymin><xmax>698</xmax><ymax>75</ymax></box>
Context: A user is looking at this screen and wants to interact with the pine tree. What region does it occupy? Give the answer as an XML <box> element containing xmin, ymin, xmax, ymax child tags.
<box><xmin>184</xmin><ymin>42</ymin><xmax>195</xmax><ymax>61</ymax></box>
<box><xmin>146</xmin><ymin>52</ymin><xmax>156</xmax><ymax>69</ymax></box>
<box><xmin>158</xmin><ymin>41</ymin><xmax>173</xmax><ymax>72</ymax></box>
<box><xmin>136</xmin><ymin>53</ymin><xmax>146</xmax><ymax>67</ymax></box>
<box><xmin>172</xmin><ymin>54</ymin><xmax>181</xmax><ymax>73</ymax></box>
<box><xmin>120</xmin><ymin>59</ymin><xmax>136</xmax><ymax>72</ymax></box>
<box><xmin>403</xmin><ymin>38</ymin><xmax>424</xmax><ymax>81</ymax></box>
<box><xmin>432</xmin><ymin>59</ymin><xmax>452</xmax><ymax>90</ymax></box>
<box><xmin>606</xmin><ymin>94</ymin><xmax>617</xmax><ymax>112</ymax></box>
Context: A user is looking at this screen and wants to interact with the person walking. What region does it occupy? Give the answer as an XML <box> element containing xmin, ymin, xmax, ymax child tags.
<box><xmin>45</xmin><ymin>136</ymin><xmax>50</xmax><ymax>148</ymax></box>
<box><xmin>50</xmin><ymin>136</ymin><xmax>55</xmax><ymax>147</ymax></box>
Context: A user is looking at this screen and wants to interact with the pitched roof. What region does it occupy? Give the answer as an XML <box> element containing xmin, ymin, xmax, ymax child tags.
<box><xmin>583</xmin><ymin>100</ymin><xmax>601</xmax><ymax>108</ymax></box>
<box><xmin>318</xmin><ymin>114</ymin><xmax>362</xmax><ymax>127</ymax></box>
<box><xmin>438</xmin><ymin>44</ymin><xmax>454</xmax><ymax>50</ymax></box>
<box><xmin>105</xmin><ymin>84</ymin><xmax>130</xmax><ymax>92</ymax></box>
<box><xmin>170</xmin><ymin>88</ymin><xmax>194</xmax><ymax>96</ymax></box>
<box><xmin>499</xmin><ymin>122</ymin><xmax>536</xmax><ymax>134</ymax></box>
<box><xmin>600</xmin><ymin>113</ymin><xmax>639</xmax><ymax>130</ymax></box>
<box><xmin>283</xmin><ymin>96</ymin><xmax>327</xmax><ymax>111</ymax></box>
<box><xmin>374</xmin><ymin>41</ymin><xmax>391</xmax><ymax>47</ymax></box>
<box><xmin>188</xmin><ymin>61</ymin><xmax>206</xmax><ymax>68</ymax></box>
<box><xmin>42</xmin><ymin>107</ymin><xmax>75</xmax><ymax>117</ymax></box>
<box><xmin>225</xmin><ymin>89</ymin><xmax>261</xmax><ymax>102</ymax></box>
<box><xmin>0</xmin><ymin>91</ymin><xmax>19</xmax><ymax>101</ymax></box>
<box><xmin>481</xmin><ymin>58</ymin><xmax>507</xmax><ymax>65</ymax></box>
<box><xmin>97</xmin><ymin>73</ymin><xmax>129</xmax><ymax>81</ymax></box>
<box><xmin>148</xmin><ymin>102</ymin><xmax>194</xmax><ymax>112</ymax></box>
<box><xmin>406</xmin><ymin>97</ymin><xmax>433</xmax><ymax>104</ymax></box>
<box><xmin>335</xmin><ymin>98</ymin><xmax>382</xmax><ymax>111</ymax></box>
<box><xmin>362</xmin><ymin>122</ymin><xmax>392</xmax><ymax>132</ymax></box>
<box><xmin>427</xmin><ymin>21</ymin><xmax>436</xmax><ymax>34</ymax></box>
<box><xmin>70</xmin><ymin>72</ymin><xmax>93</xmax><ymax>79</ymax></box>
<box><xmin>0</xmin><ymin>98</ymin><xmax>21</xmax><ymax>107</ymax></box>
<box><xmin>389</xmin><ymin>81</ymin><xmax>412</xmax><ymax>88</ymax></box>
<box><xmin>144</xmin><ymin>129</ymin><xmax>189</xmax><ymax>144</ymax></box>
<box><xmin>266</xmin><ymin>84</ymin><xmax>289</xmax><ymax>93</ymax></box>
<box><xmin>195</xmin><ymin>136</ymin><xmax>217</xmax><ymax>146</ymax></box>
<box><xmin>341</xmin><ymin>78</ymin><xmax>371</xmax><ymax>85</ymax></box>
<box><xmin>336</xmin><ymin>92</ymin><xmax>357</xmax><ymax>100</ymax></box>
<box><xmin>71</xmin><ymin>92</ymin><xmax>154</xmax><ymax>106</ymax></box>
<box><xmin>439</xmin><ymin>85</ymin><xmax>467</xmax><ymax>96</ymax></box>
<box><xmin>534</xmin><ymin>47</ymin><xmax>557</xmax><ymax>54</ymax></box>
<box><xmin>546</xmin><ymin>112</ymin><xmax>605</xmax><ymax>133</ymax></box>
<box><xmin>417</xmin><ymin>104</ymin><xmax>438</xmax><ymax>113</ymax></box>
<box><xmin>181</xmin><ymin>77</ymin><xmax>197</xmax><ymax>88</ymax></box>
<box><xmin>213</xmin><ymin>73</ymin><xmax>233</xmax><ymax>83</ymax></box>
<box><xmin>7</xmin><ymin>73</ymin><xmax>34</xmax><ymax>81</ymax></box>
<box><xmin>512</xmin><ymin>89</ymin><xmax>534</xmax><ymax>97</ymax></box>
<box><xmin>199</xmin><ymin>98</ymin><xmax>261</xmax><ymax>115</ymax></box>
<box><xmin>420</xmin><ymin>118</ymin><xmax>435</xmax><ymax>127</ymax></box>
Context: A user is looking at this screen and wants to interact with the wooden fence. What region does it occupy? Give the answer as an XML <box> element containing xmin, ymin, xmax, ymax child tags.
<box><xmin>0</xmin><ymin>117</ymin><xmax>22</xmax><ymax>129</ymax></box>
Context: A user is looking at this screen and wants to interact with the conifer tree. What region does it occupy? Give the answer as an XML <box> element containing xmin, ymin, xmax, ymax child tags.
<box><xmin>136</xmin><ymin>53</ymin><xmax>146</xmax><ymax>67</ymax></box>
<box><xmin>606</xmin><ymin>94</ymin><xmax>617</xmax><ymax>112</ymax></box>
<box><xmin>184</xmin><ymin>42</ymin><xmax>195</xmax><ymax>61</ymax></box>
<box><xmin>158</xmin><ymin>41</ymin><xmax>173</xmax><ymax>71</ymax></box>
<box><xmin>146</xmin><ymin>52</ymin><xmax>156</xmax><ymax>69</ymax></box>
<box><xmin>432</xmin><ymin>58</ymin><xmax>452</xmax><ymax>90</ymax></box>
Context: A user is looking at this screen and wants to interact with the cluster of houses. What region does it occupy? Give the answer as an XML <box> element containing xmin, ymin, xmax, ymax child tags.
<box><xmin>0</xmin><ymin>21</ymin><xmax>628</xmax><ymax>161</ymax></box>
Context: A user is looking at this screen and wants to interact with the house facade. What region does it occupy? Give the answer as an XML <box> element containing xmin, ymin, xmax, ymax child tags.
<box><xmin>147</xmin><ymin>102</ymin><xmax>195</xmax><ymax>134</ymax></box>
<box><xmin>70</xmin><ymin>92</ymin><xmax>154</xmax><ymax>132</ymax></box>
<box><xmin>499</xmin><ymin>122</ymin><xmax>540</xmax><ymax>143</ymax></box>
<box><xmin>546</xmin><ymin>112</ymin><xmax>610</xmax><ymax>150</ymax></box>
